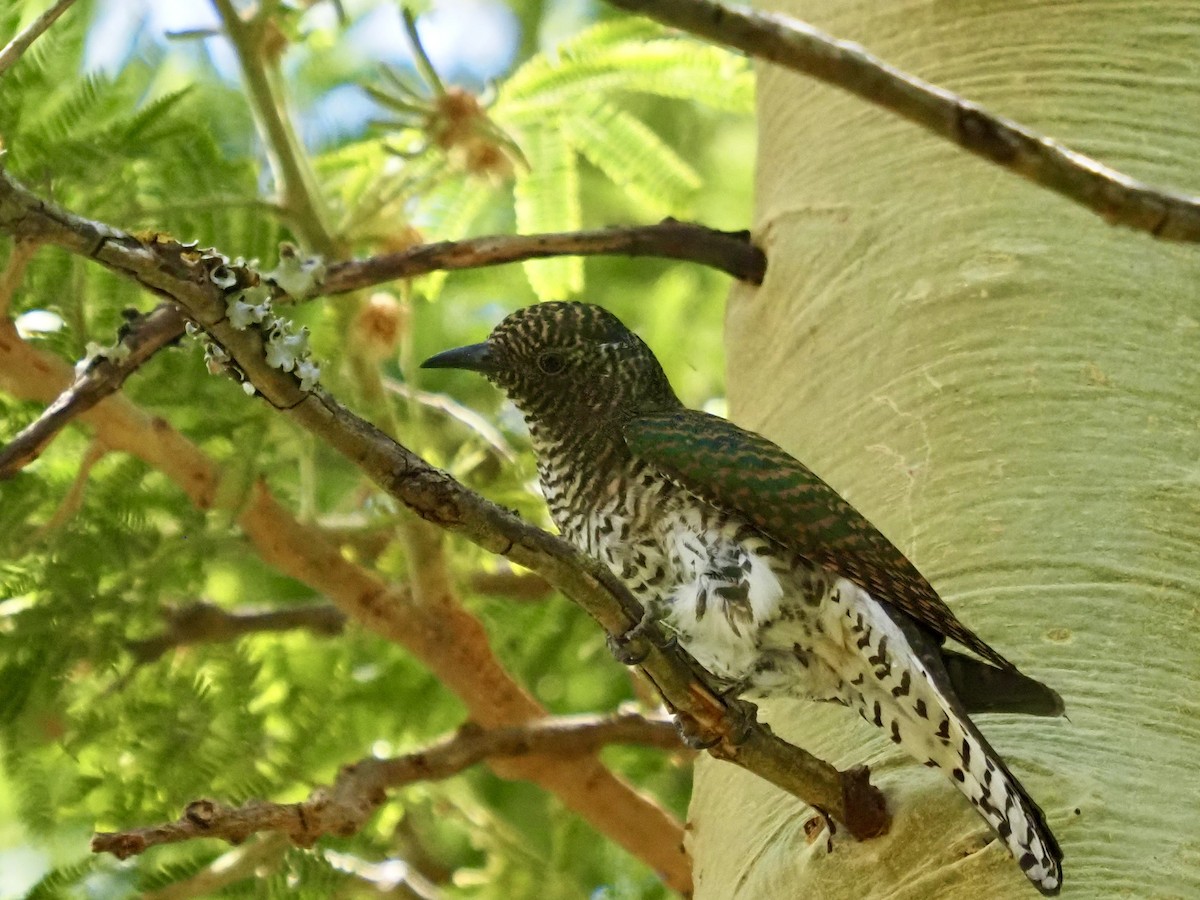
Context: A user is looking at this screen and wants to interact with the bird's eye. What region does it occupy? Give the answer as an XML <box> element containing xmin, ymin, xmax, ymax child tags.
<box><xmin>538</xmin><ymin>351</ymin><xmax>566</xmax><ymax>375</ymax></box>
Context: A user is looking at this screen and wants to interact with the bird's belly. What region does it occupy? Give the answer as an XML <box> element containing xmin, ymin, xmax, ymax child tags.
<box><xmin>579</xmin><ymin>504</ymin><xmax>848</xmax><ymax>697</ymax></box>
<box><xmin>664</xmin><ymin>573</ymin><xmax>769</xmax><ymax>682</ymax></box>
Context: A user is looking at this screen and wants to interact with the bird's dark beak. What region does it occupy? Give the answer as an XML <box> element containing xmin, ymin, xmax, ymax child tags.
<box><xmin>420</xmin><ymin>342</ymin><xmax>495</xmax><ymax>374</ymax></box>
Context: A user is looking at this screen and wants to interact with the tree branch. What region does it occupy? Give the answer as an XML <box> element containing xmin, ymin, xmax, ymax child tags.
<box><xmin>0</xmin><ymin>303</ymin><xmax>186</xmax><ymax>478</ymax></box>
<box><xmin>92</xmin><ymin>713</ymin><xmax>684</xmax><ymax>859</ymax></box>
<box><xmin>143</xmin><ymin>835</ymin><xmax>291</xmax><ymax>900</ymax></box>
<box><xmin>0</xmin><ymin>168</ymin><xmax>889</xmax><ymax>843</ymax></box>
<box><xmin>322</xmin><ymin>222</ymin><xmax>767</xmax><ymax>293</ymax></box>
<box><xmin>0</xmin><ymin>221</ymin><xmax>761</xmax><ymax>478</ymax></box>
<box><xmin>127</xmin><ymin>601</ymin><xmax>348</xmax><ymax>664</ymax></box>
<box><xmin>605</xmin><ymin>0</ymin><xmax>1200</xmax><ymax>241</ymax></box>
<box><xmin>0</xmin><ymin>0</ymin><xmax>80</xmax><ymax>78</ymax></box>
<box><xmin>469</xmin><ymin>569</ymin><xmax>553</xmax><ymax>602</ymax></box>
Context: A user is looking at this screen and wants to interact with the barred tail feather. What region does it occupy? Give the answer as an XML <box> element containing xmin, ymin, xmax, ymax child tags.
<box><xmin>838</xmin><ymin>588</ymin><xmax>1063</xmax><ymax>895</ymax></box>
<box><xmin>911</xmin><ymin>687</ymin><xmax>1063</xmax><ymax>895</ymax></box>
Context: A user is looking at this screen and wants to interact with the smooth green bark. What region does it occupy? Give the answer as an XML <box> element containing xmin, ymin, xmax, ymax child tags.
<box><xmin>693</xmin><ymin>1</ymin><xmax>1200</xmax><ymax>896</ymax></box>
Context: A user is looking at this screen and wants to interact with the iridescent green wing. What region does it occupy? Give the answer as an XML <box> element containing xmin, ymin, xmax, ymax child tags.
<box><xmin>624</xmin><ymin>408</ymin><xmax>1015</xmax><ymax>670</ymax></box>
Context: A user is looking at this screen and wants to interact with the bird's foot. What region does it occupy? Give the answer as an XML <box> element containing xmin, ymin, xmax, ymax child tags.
<box><xmin>673</xmin><ymin>711</ymin><xmax>721</xmax><ymax>750</ymax></box>
<box><xmin>722</xmin><ymin>695</ymin><xmax>761</xmax><ymax>745</ymax></box>
<box><xmin>606</xmin><ymin>602</ymin><xmax>674</xmax><ymax>665</ymax></box>
<box><xmin>671</xmin><ymin>696</ymin><xmax>760</xmax><ymax>749</ymax></box>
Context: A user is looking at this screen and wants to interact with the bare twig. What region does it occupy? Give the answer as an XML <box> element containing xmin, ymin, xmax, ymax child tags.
<box><xmin>605</xmin><ymin>0</ymin><xmax>1200</xmax><ymax>241</ymax></box>
<box><xmin>19</xmin><ymin>439</ymin><xmax>106</xmax><ymax>549</ymax></box>
<box><xmin>127</xmin><ymin>601</ymin><xmax>348</xmax><ymax>664</ymax></box>
<box><xmin>0</xmin><ymin>0</ymin><xmax>80</xmax><ymax>77</ymax></box>
<box><xmin>92</xmin><ymin>713</ymin><xmax>683</xmax><ymax>859</ymax></box>
<box><xmin>0</xmin><ymin>303</ymin><xmax>187</xmax><ymax>477</ymax></box>
<box><xmin>0</xmin><ymin>223</ymin><xmax>760</xmax><ymax>479</ymax></box>
<box><xmin>384</xmin><ymin>376</ymin><xmax>516</xmax><ymax>464</ymax></box>
<box><xmin>323</xmin><ymin>222</ymin><xmax>766</xmax><ymax>293</ymax></box>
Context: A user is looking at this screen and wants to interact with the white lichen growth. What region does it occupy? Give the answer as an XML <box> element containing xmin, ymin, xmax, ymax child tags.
<box><xmin>191</xmin><ymin>247</ymin><xmax>323</xmax><ymax>393</ymax></box>
<box><xmin>265</xmin><ymin>243</ymin><xmax>326</xmax><ymax>299</ymax></box>
<box><xmin>260</xmin><ymin>318</ymin><xmax>323</xmax><ymax>391</ymax></box>
<box><xmin>204</xmin><ymin>342</ymin><xmax>232</xmax><ymax>375</ymax></box>
<box><xmin>74</xmin><ymin>339</ymin><xmax>132</xmax><ymax>376</ymax></box>
<box><xmin>226</xmin><ymin>284</ymin><xmax>272</xmax><ymax>330</ymax></box>
<box><xmin>295</xmin><ymin>358</ymin><xmax>322</xmax><ymax>392</ymax></box>
<box><xmin>209</xmin><ymin>264</ymin><xmax>238</xmax><ymax>290</ymax></box>
<box><xmin>264</xmin><ymin>321</ymin><xmax>310</xmax><ymax>373</ymax></box>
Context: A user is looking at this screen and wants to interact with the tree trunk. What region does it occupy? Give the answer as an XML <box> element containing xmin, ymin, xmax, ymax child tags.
<box><xmin>693</xmin><ymin>1</ymin><xmax>1200</xmax><ymax>896</ymax></box>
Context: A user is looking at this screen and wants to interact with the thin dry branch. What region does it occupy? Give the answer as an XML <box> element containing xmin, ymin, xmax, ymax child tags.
<box><xmin>0</xmin><ymin>303</ymin><xmax>186</xmax><ymax>477</ymax></box>
<box><xmin>0</xmin><ymin>223</ymin><xmax>760</xmax><ymax>478</ymax></box>
<box><xmin>322</xmin><ymin>222</ymin><xmax>767</xmax><ymax>293</ymax></box>
<box><xmin>0</xmin><ymin>169</ymin><xmax>890</xmax><ymax>842</ymax></box>
<box><xmin>142</xmin><ymin>835</ymin><xmax>291</xmax><ymax>900</ymax></box>
<box><xmin>0</xmin><ymin>0</ymin><xmax>80</xmax><ymax>77</ymax></box>
<box><xmin>606</xmin><ymin>0</ymin><xmax>1200</xmax><ymax>241</ymax></box>
<box><xmin>92</xmin><ymin>713</ymin><xmax>683</xmax><ymax>859</ymax></box>
<box><xmin>127</xmin><ymin>601</ymin><xmax>348</xmax><ymax>664</ymax></box>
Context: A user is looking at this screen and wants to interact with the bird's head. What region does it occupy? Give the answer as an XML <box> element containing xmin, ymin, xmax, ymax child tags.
<box><xmin>422</xmin><ymin>302</ymin><xmax>680</xmax><ymax>431</ymax></box>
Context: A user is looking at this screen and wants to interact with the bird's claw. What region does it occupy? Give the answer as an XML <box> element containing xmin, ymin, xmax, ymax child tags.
<box><xmin>723</xmin><ymin>696</ymin><xmax>761</xmax><ymax>745</ymax></box>
<box><xmin>673</xmin><ymin>712</ymin><xmax>722</xmax><ymax>750</ymax></box>
<box><xmin>607</xmin><ymin>603</ymin><xmax>674</xmax><ymax>665</ymax></box>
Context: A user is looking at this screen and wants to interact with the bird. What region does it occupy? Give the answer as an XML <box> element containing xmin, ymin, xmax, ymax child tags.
<box><xmin>423</xmin><ymin>301</ymin><xmax>1065</xmax><ymax>895</ymax></box>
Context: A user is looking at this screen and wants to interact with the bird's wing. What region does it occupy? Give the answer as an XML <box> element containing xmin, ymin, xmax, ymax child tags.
<box><xmin>624</xmin><ymin>408</ymin><xmax>1017</xmax><ymax>671</ymax></box>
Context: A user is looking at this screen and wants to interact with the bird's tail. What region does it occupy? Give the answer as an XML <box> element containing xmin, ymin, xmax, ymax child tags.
<box><xmin>843</xmin><ymin>594</ymin><xmax>1063</xmax><ymax>895</ymax></box>
<box><xmin>897</xmin><ymin>678</ymin><xmax>1063</xmax><ymax>895</ymax></box>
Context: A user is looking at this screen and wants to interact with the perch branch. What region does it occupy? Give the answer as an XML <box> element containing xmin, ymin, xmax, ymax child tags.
<box><xmin>605</xmin><ymin>0</ymin><xmax>1200</xmax><ymax>241</ymax></box>
<box><xmin>92</xmin><ymin>713</ymin><xmax>683</xmax><ymax>859</ymax></box>
<box><xmin>0</xmin><ymin>168</ymin><xmax>890</xmax><ymax>842</ymax></box>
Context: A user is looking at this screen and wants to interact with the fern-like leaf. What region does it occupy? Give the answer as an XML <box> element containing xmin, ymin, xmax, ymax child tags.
<box><xmin>21</xmin><ymin>855</ymin><xmax>101</xmax><ymax>900</ymax></box>
<box><xmin>563</xmin><ymin>100</ymin><xmax>701</xmax><ymax>217</ymax></box>
<box><xmin>501</xmin><ymin>36</ymin><xmax>752</xmax><ymax>116</ymax></box>
<box><xmin>418</xmin><ymin>178</ymin><xmax>497</xmax><ymax>300</ymax></box>
<box><xmin>513</xmin><ymin>128</ymin><xmax>581</xmax><ymax>299</ymax></box>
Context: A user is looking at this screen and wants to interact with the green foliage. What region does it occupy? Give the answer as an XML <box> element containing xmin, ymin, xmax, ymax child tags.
<box><xmin>0</xmin><ymin>1</ymin><xmax>752</xmax><ymax>897</ymax></box>
<box><xmin>495</xmin><ymin>20</ymin><xmax>751</xmax><ymax>298</ymax></box>
<box><xmin>513</xmin><ymin>126</ymin><xmax>582</xmax><ymax>298</ymax></box>
<box><xmin>357</xmin><ymin>16</ymin><xmax>752</xmax><ymax>299</ymax></box>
